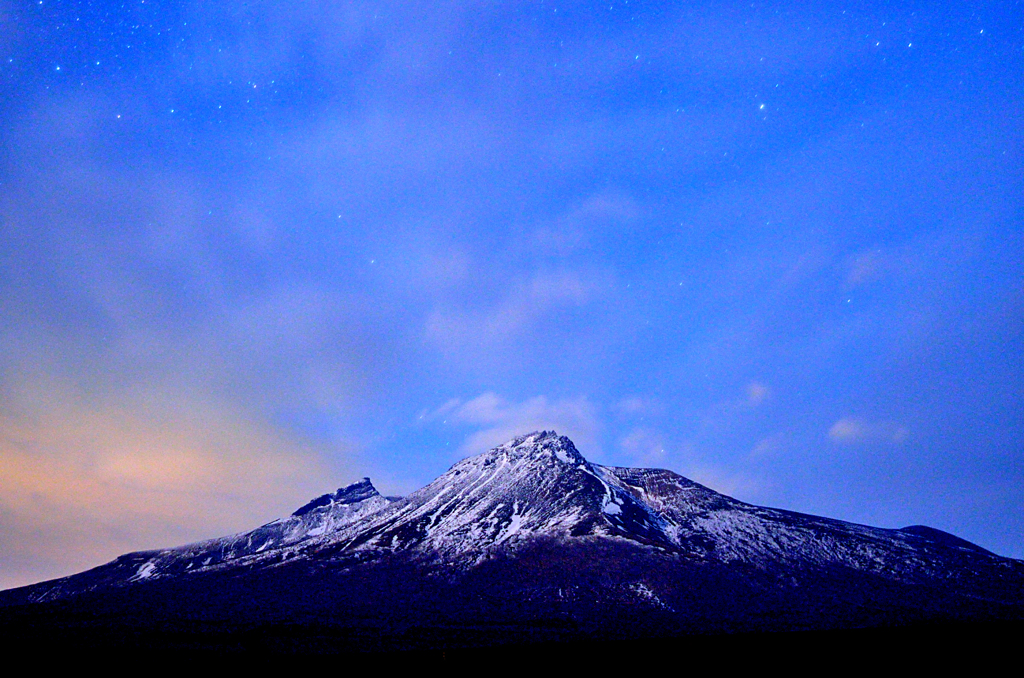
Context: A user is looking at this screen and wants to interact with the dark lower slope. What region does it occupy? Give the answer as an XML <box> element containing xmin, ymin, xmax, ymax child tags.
<box><xmin>2</xmin><ymin>537</ymin><xmax>1022</xmax><ymax>655</ymax></box>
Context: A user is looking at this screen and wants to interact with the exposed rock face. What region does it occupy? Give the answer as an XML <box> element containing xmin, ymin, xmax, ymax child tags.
<box><xmin>292</xmin><ymin>478</ymin><xmax>382</xmax><ymax>516</ymax></box>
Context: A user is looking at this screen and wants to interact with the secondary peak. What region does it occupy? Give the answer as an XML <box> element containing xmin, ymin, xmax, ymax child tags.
<box><xmin>292</xmin><ymin>477</ymin><xmax>380</xmax><ymax>516</ymax></box>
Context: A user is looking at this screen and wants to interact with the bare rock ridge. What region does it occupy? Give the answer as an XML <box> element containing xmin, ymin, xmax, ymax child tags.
<box><xmin>2</xmin><ymin>430</ymin><xmax>1022</xmax><ymax>639</ymax></box>
<box><xmin>293</xmin><ymin>477</ymin><xmax>381</xmax><ymax>516</ymax></box>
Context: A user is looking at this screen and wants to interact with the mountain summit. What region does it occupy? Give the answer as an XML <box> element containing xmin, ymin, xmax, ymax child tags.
<box><xmin>2</xmin><ymin>432</ymin><xmax>1022</xmax><ymax>651</ymax></box>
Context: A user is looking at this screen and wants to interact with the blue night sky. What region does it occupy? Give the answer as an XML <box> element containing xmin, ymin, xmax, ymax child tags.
<box><xmin>1</xmin><ymin>1</ymin><xmax>1021</xmax><ymax>589</ymax></box>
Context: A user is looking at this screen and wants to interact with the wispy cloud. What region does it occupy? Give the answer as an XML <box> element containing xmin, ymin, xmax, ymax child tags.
<box><xmin>613</xmin><ymin>396</ymin><xmax>663</xmax><ymax>418</ymax></box>
<box><xmin>425</xmin><ymin>269</ymin><xmax>601</xmax><ymax>353</ymax></box>
<box><xmin>746</xmin><ymin>382</ymin><xmax>771</xmax><ymax>406</ymax></box>
<box><xmin>531</xmin><ymin>192</ymin><xmax>640</xmax><ymax>255</ymax></box>
<box><xmin>684</xmin><ymin>465</ymin><xmax>765</xmax><ymax>502</ymax></box>
<box><xmin>422</xmin><ymin>392</ymin><xmax>601</xmax><ymax>459</ymax></box>
<box><xmin>619</xmin><ymin>427</ymin><xmax>669</xmax><ymax>466</ymax></box>
<box><xmin>698</xmin><ymin>381</ymin><xmax>774</xmax><ymax>432</ymax></box>
<box><xmin>828</xmin><ymin>418</ymin><xmax>909</xmax><ymax>445</ymax></box>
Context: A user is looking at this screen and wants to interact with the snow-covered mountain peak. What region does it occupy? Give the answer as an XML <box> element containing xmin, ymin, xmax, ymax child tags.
<box><xmin>15</xmin><ymin>431</ymin><xmax>1022</xmax><ymax>613</ymax></box>
<box><xmin>335</xmin><ymin>431</ymin><xmax>675</xmax><ymax>559</ymax></box>
<box><xmin>6</xmin><ymin>430</ymin><xmax>1024</xmax><ymax>647</ymax></box>
<box><xmin>475</xmin><ymin>430</ymin><xmax>586</xmax><ymax>467</ymax></box>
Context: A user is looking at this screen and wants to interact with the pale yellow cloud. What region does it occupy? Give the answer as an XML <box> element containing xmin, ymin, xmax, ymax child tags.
<box><xmin>0</xmin><ymin>383</ymin><xmax>339</xmax><ymax>591</ymax></box>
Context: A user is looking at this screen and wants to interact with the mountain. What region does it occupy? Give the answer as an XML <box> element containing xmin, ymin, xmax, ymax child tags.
<box><xmin>2</xmin><ymin>431</ymin><xmax>1022</xmax><ymax>653</ymax></box>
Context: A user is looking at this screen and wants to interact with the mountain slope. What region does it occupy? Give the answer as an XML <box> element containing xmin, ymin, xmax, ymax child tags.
<box><xmin>13</xmin><ymin>476</ymin><xmax>396</xmax><ymax>602</ymax></box>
